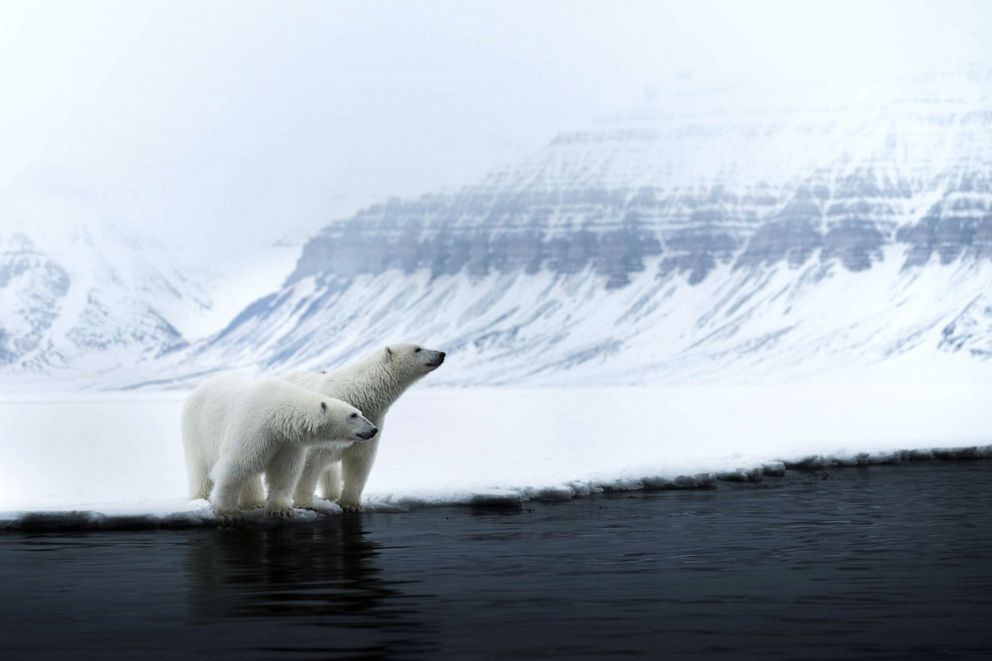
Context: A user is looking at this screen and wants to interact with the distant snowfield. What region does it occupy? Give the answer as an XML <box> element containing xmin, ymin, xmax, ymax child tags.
<box><xmin>1</xmin><ymin>385</ymin><xmax>989</xmax><ymax>526</ymax></box>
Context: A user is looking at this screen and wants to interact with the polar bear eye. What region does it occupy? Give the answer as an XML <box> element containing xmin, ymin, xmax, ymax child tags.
<box><xmin>350</xmin><ymin>412</ymin><xmax>358</xmax><ymax>419</ymax></box>
<box><xmin>414</xmin><ymin>347</ymin><xmax>421</xmax><ymax>353</ymax></box>
<box><xmin>320</xmin><ymin>401</ymin><xmax>328</xmax><ymax>412</ymax></box>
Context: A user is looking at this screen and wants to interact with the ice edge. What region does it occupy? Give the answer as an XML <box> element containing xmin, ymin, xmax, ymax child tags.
<box><xmin>2</xmin><ymin>444</ymin><xmax>989</xmax><ymax>531</ymax></box>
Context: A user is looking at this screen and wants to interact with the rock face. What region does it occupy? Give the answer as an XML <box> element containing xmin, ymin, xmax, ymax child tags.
<box><xmin>288</xmin><ymin>191</ymin><xmax>665</xmax><ymax>288</ymax></box>
<box><xmin>899</xmin><ymin>172</ymin><xmax>992</xmax><ymax>267</ymax></box>
<box><xmin>288</xmin><ymin>73</ymin><xmax>991</xmax><ymax>293</ymax></box>
<box><xmin>735</xmin><ymin>185</ymin><xmax>826</xmax><ymax>268</ymax></box>
<box><xmin>940</xmin><ymin>294</ymin><xmax>992</xmax><ymax>357</ymax></box>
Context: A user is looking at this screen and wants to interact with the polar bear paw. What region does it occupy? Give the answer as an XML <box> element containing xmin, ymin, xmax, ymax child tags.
<box><xmin>339</xmin><ymin>501</ymin><xmax>362</xmax><ymax>514</ymax></box>
<box><xmin>296</xmin><ymin>498</ymin><xmax>341</xmax><ymax>515</ymax></box>
<box><xmin>216</xmin><ymin>509</ymin><xmax>244</xmax><ymax>528</ymax></box>
<box><xmin>265</xmin><ymin>505</ymin><xmax>296</xmax><ymax>519</ymax></box>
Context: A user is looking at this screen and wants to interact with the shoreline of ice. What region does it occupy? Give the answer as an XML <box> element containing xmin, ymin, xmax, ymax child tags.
<box><xmin>2</xmin><ymin>386</ymin><xmax>989</xmax><ymax>530</ymax></box>
<box><xmin>3</xmin><ymin>444</ymin><xmax>989</xmax><ymax>531</ymax></box>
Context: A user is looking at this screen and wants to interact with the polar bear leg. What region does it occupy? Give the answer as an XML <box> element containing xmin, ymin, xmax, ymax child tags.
<box><xmin>319</xmin><ymin>462</ymin><xmax>342</xmax><ymax>501</ymax></box>
<box><xmin>239</xmin><ymin>477</ymin><xmax>266</xmax><ymax>509</ymax></box>
<box><xmin>210</xmin><ymin>461</ymin><xmax>249</xmax><ymax>520</ymax></box>
<box><xmin>339</xmin><ymin>439</ymin><xmax>380</xmax><ymax>510</ymax></box>
<box><xmin>265</xmin><ymin>446</ymin><xmax>305</xmax><ymax>517</ymax></box>
<box><xmin>187</xmin><ymin>462</ymin><xmax>213</xmax><ymax>500</ymax></box>
<box><xmin>184</xmin><ymin>444</ymin><xmax>213</xmax><ymax>500</ymax></box>
<box><xmin>293</xmin><ymin>449</ymin><xmax>329</xmax><ymax>509</ymax></box>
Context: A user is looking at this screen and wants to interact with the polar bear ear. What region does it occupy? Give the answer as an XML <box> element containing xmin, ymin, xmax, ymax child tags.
<box><xmin>320</xmin><ymin>401</ymin><xmax>328</xmax><ymax>413</ymax></box>
<box><xmin>385</xmin><ymin>346</ymin><xmax>393</xmax><ymax>358</ymax></box>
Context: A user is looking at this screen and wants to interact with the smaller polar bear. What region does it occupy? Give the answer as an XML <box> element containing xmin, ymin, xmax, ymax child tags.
<box><xmin>181</xmin><ymin>373</ymin><xmax>378</xmax><ymax>521</ymax></box>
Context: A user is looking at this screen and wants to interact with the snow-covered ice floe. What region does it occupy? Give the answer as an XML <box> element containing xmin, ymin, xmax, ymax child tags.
<box><xmin>1</xmin><ymin>386</ymin><xmax>989</xmax><ymax>529</ymax></box>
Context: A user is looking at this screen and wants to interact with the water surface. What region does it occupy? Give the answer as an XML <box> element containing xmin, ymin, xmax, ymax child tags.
<box><xmin>2</xmin><ymin>462</ymin><xmax>990</xmax><ymax>659</ymax></box>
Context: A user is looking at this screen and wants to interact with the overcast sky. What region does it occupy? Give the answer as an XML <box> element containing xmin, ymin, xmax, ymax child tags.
<box><xmin>1</xmin><ymin>0</ymin><xmax>989</xmax><ymax>248</ymax></box>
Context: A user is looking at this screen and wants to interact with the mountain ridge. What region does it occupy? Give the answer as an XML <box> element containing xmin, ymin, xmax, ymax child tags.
<box><xmin>2</xmin><ymin>71</ymin><xmax>991</xmax><ymax>389</ymax></box>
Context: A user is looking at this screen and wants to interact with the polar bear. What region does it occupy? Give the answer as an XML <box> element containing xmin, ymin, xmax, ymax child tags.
<box><xmin>284</xmin><ymin>343</ymin><xmax>446</xmax><ymax>511</ymax></box>
<box><xmin>181</xmin><ymin>373</ymin><xmax>378</xmax><ymax>520</ymax></box>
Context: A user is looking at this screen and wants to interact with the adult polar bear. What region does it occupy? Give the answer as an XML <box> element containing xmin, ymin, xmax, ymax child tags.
<box><xmin>285</xmin><ymin>343</ymin><xmax>445</xmax><ymax>510</ymax></box>
<box><xmin>182</xmin><ymin>374</ymin><xmax>378</xmax><ymax>519</ymax></box>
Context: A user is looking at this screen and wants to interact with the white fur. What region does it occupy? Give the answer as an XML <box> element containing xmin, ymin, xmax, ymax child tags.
<box><xmin>181</xmin><ymin>373</ymin><xmax>377</xmax><ymax>520</ymax></box>
<box><xmin>284</xmin><ymin>343</ymin><xmax>445</xmax><ymax>510</ymax></box>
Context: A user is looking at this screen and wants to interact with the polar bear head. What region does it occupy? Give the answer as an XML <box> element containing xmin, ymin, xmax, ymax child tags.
<box><xmin>384</xmin><ymin>343</ymin><xmax>446</xmax><ymax>382</ymax></box>
<box><xmin>315</xmin><ymin>397</ymin><xmax>379</xmax><ymax>443</ymax></box>
<box><xmin>255</xmin><ymin>378</ymin><xmax>378</xmax><ymax>445</ymax></box>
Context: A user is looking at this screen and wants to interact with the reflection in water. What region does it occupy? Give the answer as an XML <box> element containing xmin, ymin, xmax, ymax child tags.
<box><xmin>182</xmin><ymin>517</ymin><xmax>440</xmax><ymax>658</ymax></box>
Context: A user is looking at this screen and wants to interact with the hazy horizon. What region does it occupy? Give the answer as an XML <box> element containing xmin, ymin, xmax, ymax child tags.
<box><xmin>2</xmin><ymin>0</ymin><xmax>990</xmax><ymax>250</ymax></box>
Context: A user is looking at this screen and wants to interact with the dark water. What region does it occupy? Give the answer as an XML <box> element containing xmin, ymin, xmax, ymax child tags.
<box><xmin>2</xmin><ymin>462</ymin><xmax>991</xmax><ymax>660</ymax></box>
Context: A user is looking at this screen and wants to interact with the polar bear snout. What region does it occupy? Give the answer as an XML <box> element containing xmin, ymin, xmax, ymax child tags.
<box><xmin>348</xmin><ymin>413</ymin><xmax>378</xmax><ymax>441</ymax></box>
<box><xmin>425</xmin><ymin>350</ymin><xmax>446</xmax><ymax>368</ymax></box>
<box><xmin>357</xmin><ymin>425</ymin><xmax>379</xmax><ymax>441</ymax></box>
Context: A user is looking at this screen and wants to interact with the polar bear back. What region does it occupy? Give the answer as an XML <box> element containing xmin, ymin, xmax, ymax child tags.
<box><xmin>182</xmin><ymin>373</ymin><xmax>330</xmax><ymax>469</ymax></box>
<box><xmin>283</xmin><ymin>364</ymin><xmax>388</xmax><ymax>424</ymax></box>
<box><xmin>282</xmin><ymin>370</ymin><xmax>324</xmax><ymax>392</ymax></box>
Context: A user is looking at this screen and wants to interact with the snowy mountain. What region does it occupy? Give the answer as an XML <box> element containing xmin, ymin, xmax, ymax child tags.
<box><xmin>4</xmin><ymin>70</ymin><xmax>991</xmax><ymax>389</ymax></box>
<box><xmin>0</xmin><ymin>222</ymin><xmax>296</xmax><ymax>386</ymax></box>
<box><xmin>145</xmin><ymin>70</ymin><xmax>991</xmax><ymax>388</ymax></box>
<box><xmin>0</xmin><ymin>224</ymin><xmax>195</xmax><ymax>376</ymax></box>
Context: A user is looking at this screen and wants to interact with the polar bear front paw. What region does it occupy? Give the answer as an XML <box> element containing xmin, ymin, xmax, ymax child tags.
<box><xmin>265</xmin><ymin>505</ymin><xmax>296</xmax><ymax>519</ymax></box>
<box><xmin>338</xmin><ymin>501</ymin><xmax>362</xmax><ymax>513</ymax></box>
<box><xmin>216</xmin><ymin>509</ymin><xmax>244</xmax><ymax>528</ymax></box>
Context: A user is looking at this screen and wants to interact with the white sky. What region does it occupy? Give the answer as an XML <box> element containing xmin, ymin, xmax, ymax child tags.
<box><xmin>1</xmin><ymin>0</ymin><xmax>989</xmax><ymax>248</ymax></box>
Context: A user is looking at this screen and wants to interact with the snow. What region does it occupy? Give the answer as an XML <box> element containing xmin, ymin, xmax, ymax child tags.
<box><xmin>1</xmin><ymin>385</ymin><xmax>989</xmax><ymax>527</ymax></box>
<box><xmin>124</xmin><ymin>245</ymin><xmax>992</xmax><ymax>391</ymax></box>
<box><xmin>0</xmin><ymin>220</ymin><xmax>299</xmax><ymax>379</ymax></box>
